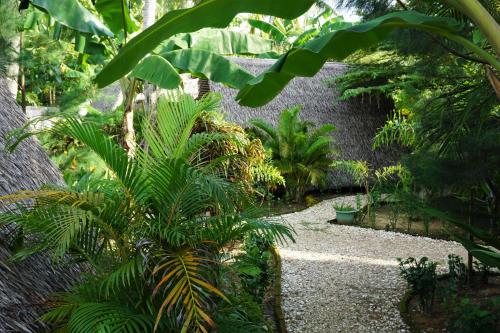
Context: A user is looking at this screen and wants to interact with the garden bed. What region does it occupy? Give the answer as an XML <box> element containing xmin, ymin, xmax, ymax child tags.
<box><xmin>401</xmin><ymin>274</ymin><xmax>500</xmax><ymax>332</ymax></box>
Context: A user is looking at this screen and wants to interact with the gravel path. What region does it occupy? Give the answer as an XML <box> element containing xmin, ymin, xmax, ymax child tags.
<box><xmin>277</xmin><ymin>195</ymin><xmax>467</xmax><ymax>333</ymax></box>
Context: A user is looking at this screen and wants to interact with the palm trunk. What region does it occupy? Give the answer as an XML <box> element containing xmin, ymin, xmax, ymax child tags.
<box><xmin>122</xmin><ymin>0</ymin><xmax>157</xmax><ymax>155</ymax></box>
<box><xmin>142</xmin><ymin>0</ymin><xmax>157</xmax><ymax>116</ymax></box>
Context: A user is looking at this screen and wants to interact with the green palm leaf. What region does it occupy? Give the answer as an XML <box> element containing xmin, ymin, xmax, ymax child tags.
<box><xmin>152</xmin><ymin>250</ymin><xmax>228</xmax><ymax>333</ymax></box>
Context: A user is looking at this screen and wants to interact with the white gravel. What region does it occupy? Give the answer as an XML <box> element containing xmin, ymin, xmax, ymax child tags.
<box><xmin>277</xmin><ymin>195</ymin><xmax>467</xmax><ymax>333</ymax></box>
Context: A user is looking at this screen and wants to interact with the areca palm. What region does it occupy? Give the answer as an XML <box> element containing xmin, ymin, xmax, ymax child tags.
<box><xmin>250</xmin><ymin>106</ymin><xmax>337</xmax><ymax>202</ymax></box>
<box><xmin>0</xmin><ymin>94</ymin><xmax>293</xmax><ymax>332</ymax></box>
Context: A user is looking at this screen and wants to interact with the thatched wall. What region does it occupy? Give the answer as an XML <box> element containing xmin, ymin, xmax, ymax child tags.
<box><xmin>0</xmin><ymin>78</ymin><xmax>78</xmax><ymax>332</ymax></box>
<box><xmin>209</xmin><ymin>57</ymin><xmax>399</xmax><ymax>188</ymax></box>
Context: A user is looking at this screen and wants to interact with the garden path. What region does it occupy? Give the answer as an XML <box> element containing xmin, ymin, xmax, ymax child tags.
<box><xmin>277</xmin><ymin>195</ymin><xmax>467</xmax><ymax>333</ymax></box>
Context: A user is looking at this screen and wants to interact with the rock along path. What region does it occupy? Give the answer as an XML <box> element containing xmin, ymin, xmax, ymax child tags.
<box><xmin>277</xmin><ymin>195</ymin><xmax>467</xmax><ymax>333</ymax></box>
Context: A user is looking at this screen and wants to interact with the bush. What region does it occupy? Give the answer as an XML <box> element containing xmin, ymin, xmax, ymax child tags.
<box><xmin>448</xmin><ymin>297</ymin><xmax>500</xmax><ymax>333</ymax></box>
<box><xmin>1</xmin><ymin>94</ymin><xmax>294</xmax><ymax>333</ymax></box>
<box><xmin>250</xmin><ymin>105</ymin><xmax>337</xmax><ymax>202</ymax></box>
<box><xmin>398</xmin><ymin>256</ymin><xmax>438</xmax><ymax>313</ymax></box>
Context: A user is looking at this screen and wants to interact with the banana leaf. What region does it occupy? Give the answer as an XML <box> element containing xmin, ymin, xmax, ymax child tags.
<box><xmin>156</xmin><ymin>29</ymin><xmax>274</xmax><ymax>55</ymax></box>
<box><xmin>94</xmin><ymin>0</ymin><xmax>316</xmax><ymax>87</ymax></box>
<box><xmin>454</xmin><ymin>234</ymin><xmax>500</xmax><ymax>269</ymax></box>
<box><xmin>29</xmin><ymin>0</ymin><xmax>113</xmax><ymax>36</ymax></box>
<box><xmin>131</xmin><ymin>55</ymin><xmax>181</xmax><ymax>89</ymax></box>
<box><xmin>248</xmin><ymin>19</ymin><xmax>287</xmax><ymax>43</ymax></box>
<box><xmin>236</xmin><ymin>11</ymin><xmax>463</xmax><ymax>107</ymax></box>
<box><xmin>94</xmin><ymin>0</ymin><xmax>139</xmax><ymax>34</ymax></box>
<box><xmin>161</xmin><ymin>50</ymin><xmax>254</xmax><ymax>89</ymax></box>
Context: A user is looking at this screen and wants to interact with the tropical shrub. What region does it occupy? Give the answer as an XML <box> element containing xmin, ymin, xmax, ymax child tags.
<box><xmin>447</xmin><ymin>296</ymin><xmax>500</xmax><ymax>333</ymax></box>
<box><xmin>0</xmin><ymin>93</ymin><xmax>293</xmax><ymax>333</ymax></box>
<box><xmin>250</xmin><ymin>105</ymin><xmax>337</xmax><ymax>202</ymax></box>
<box><xmin>190</xmin><ymin>99</ymin><xmax>284</xmax><ymax>196</ymax></box>
<box><xmin>36</xmin><ymin>106</ymin><xmax>123</xmax><ymax>186</ymax></box>
<box><xmin>398</xmin><ymin>256</ymin><xmax>438</xmax><ymax>313</ymax></box>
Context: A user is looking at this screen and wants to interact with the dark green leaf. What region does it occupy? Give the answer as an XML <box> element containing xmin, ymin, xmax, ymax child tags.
<box><xmin>94</xmin><ymin>0</ymin><xmax>139</xmax><ymax>34</ymax></box>
<box><xmin>30</xmin><ymin>0</ymin><xmax>113</xmax><ymax>36</ymax></box>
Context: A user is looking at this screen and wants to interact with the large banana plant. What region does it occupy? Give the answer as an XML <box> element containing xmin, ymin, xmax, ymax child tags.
<box><xmin>131</xmin><ymin>28</ymin><xmax>274</xmax><ymax>89</ymax></box>
<box><xmin>91</xmin><ymin>1</ymin><xmax>499</xmax><ymax>108</ymax></box>
<box><xmin>94</xmin><ymin>0</ymin><xmax>318</xmax><ymax>88</ymax></box>
<box><xmin>0</xmin><ymin>94</ymin><xmax>293</xmax><ymax>332</ymax></box>
<box><xmin>19</xmin><ymin>0</ymin><xmax>281</xmax><ymax>92</ymax></box>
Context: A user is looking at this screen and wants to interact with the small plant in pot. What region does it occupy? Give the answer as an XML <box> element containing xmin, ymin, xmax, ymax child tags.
<box><xmin>334</xmin><ymin>202</ymin><xmax>357</xmax><ymax>223</ymax></box>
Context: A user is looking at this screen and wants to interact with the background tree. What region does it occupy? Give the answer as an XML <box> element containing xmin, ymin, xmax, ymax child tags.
<box><xmin>336</xmin><ymin>0</ymin><xmax>500</xmax><ymax>269</ymax></box>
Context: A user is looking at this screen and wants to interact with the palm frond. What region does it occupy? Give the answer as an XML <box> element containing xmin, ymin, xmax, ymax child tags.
<box><xmin>249</xmin><ymin>118</ymin><xmax>278</xmax><ymax>143</ymax></box>
<box><xmin>67</xmin><ymin>302</ymin><xmax>152</xmax><ymax>333</ymax></box>
<box><xmin>152</xmin><ymin>250</ymin><xmax>228</xmax><ymax>333</ymax></box>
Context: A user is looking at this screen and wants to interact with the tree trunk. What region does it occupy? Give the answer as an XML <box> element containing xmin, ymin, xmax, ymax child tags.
<box><xmin>142</xmin><ymin>0</ymin><xmax>157</xmax><ymax>29</ymax></box>
<box><xmin>467</xmin><ymin>191</ymin><xmax>474</xmax><ymax>282</ymax></box>
<box><xmin>142</xmin><ymin>0</ymin><xmax>157</xmax><ymax>116</ymax></box>
<box><xmin>5</xmin><ymin>33</ymin><xmax>20</xmax><ymax>100</ymax></box>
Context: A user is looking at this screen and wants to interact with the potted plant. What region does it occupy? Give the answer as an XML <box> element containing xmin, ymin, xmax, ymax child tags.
<box><xmin>333</xmin><ymin>202</ymin><xmax>357</xmax><ymax>223</ymax></box>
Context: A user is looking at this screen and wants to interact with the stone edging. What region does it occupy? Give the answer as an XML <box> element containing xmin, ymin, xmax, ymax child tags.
<box><xmin>270</xmin><ymin>245</ymin><xmax>288</xmax><ymax>333</ymax></box>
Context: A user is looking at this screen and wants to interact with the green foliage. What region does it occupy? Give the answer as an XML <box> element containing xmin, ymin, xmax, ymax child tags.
<box><xmin>131</xmin><ymin>55</ymin><xmax>181</xmax><ymax>89</ymax></box>
<box><xmin>248</xmin><ymin>1</ymin><xmax>351</xmax><ymax>51</ymax></box>
<box><xmin>398</xmin><ymin>256</ymin><xmax>438</xmax><ymax>313</ymax></box>
<box><xmin>28</xmin><ymin>0</ymin><xmax>113</xmax><ymax>36</ymax></box>
<box><xmin>158</xmin><ymin>28</ymin><xmax>275</xmax><ymax>55</ymax></box>
<box><xmin>160</xmin><ymin>49</ymin><xmax>254</xmax><ymax>89</ymax></box>
<box><xmin>190</xmin><ymin>102</ymin><xmax>285</xmax><ymax>194</ymax></box>
<box><xmin>0</xmin><ymin>93</ymin><xmax>294</xmax><ymax>333</ymax></box>
<box><xmin>332</xmin><ymin>160</ymin><xmax>369</xmax><ymax>186</ymax></box>
<box><xmin>333</xmin><ymin>202</ymin><xmax>355</xmax><ymax>211</ymax></box>
<box><xmin>94</xmin><ymin>0</ymin><xmax>317</xmax><ymax>87</ymax></box>
<box><xmin>0</xmin><ymin>0</ymin><xmax>20</xmax><ymax>75</ymax></box>
<box><xmin>447</xmin><ymin>296</ymin><xmax>500</xmax><ymax>333</ymax></box>
<box><xmin>336</xmin><ymin>2</ymin><xmax>500</xmax><ymax>271</ymax></box>
<box><xmin>33</xmin><ymin>106</ymin><xmax>122</xmax><ymax>186</ymax></box>
<box><xmin>94</xmin><ymin>0</ymin><xmax>139</xmax><ymax>35</ymax></box>
<box><xmin>236</xmin><ymin>11</ymin><xmax>466</xmax><ymax>107</ymax></box>
<box><xmin>251</xmin><ymin>106</ymin><xmax>337</xmax><ymax>202</ymax></box>
<box><xmin>447</xmin><ymin>254</ymin><xmax>467</xmax><ymax>293</ymax></box>
<box><xmin>233</xmin><ymin>233</ymin><xmax>274</xmax><ymax>303</ymax></box>
<box><xmin>133</xmin><ymin>28</ymin><xmax>274</xmax><ymax>90</ymax></box>
<box><xmin>18</xmin><ymin>13</ymin><xmax>100</xmax><ymax>107</ymax></box>
<box><xmin>372</xmin><ymin>110</ymin><xmax>416</xmax><ymax>149</ymax></box>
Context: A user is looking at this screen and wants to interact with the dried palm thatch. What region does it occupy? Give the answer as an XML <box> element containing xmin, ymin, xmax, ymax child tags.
<box><xmin>0</xmin><ymin>78</ymin><xmax>78</xmax><ymax>332</ymax></box>
<box><xmin>208</xmin><ymin>57</ymin><xmax>399</xmax><ymax>188</ymax></box>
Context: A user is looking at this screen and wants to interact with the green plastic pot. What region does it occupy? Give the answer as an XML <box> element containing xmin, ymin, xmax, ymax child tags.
<box><xmin>336</xmin><ymin>210</ymin><xmax>357</xmax><ymax>223</ymax></box>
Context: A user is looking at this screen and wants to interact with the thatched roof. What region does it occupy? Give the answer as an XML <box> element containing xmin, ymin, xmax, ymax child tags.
<box><xmin>0</xmin><ymin>78</ymin><xmax>78</xmax><ymax>332</ymax></box>
<box><xmin>209</xmin><ymin>57</ymin><xmax>399</xmax><ymax>188</ymax></box>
